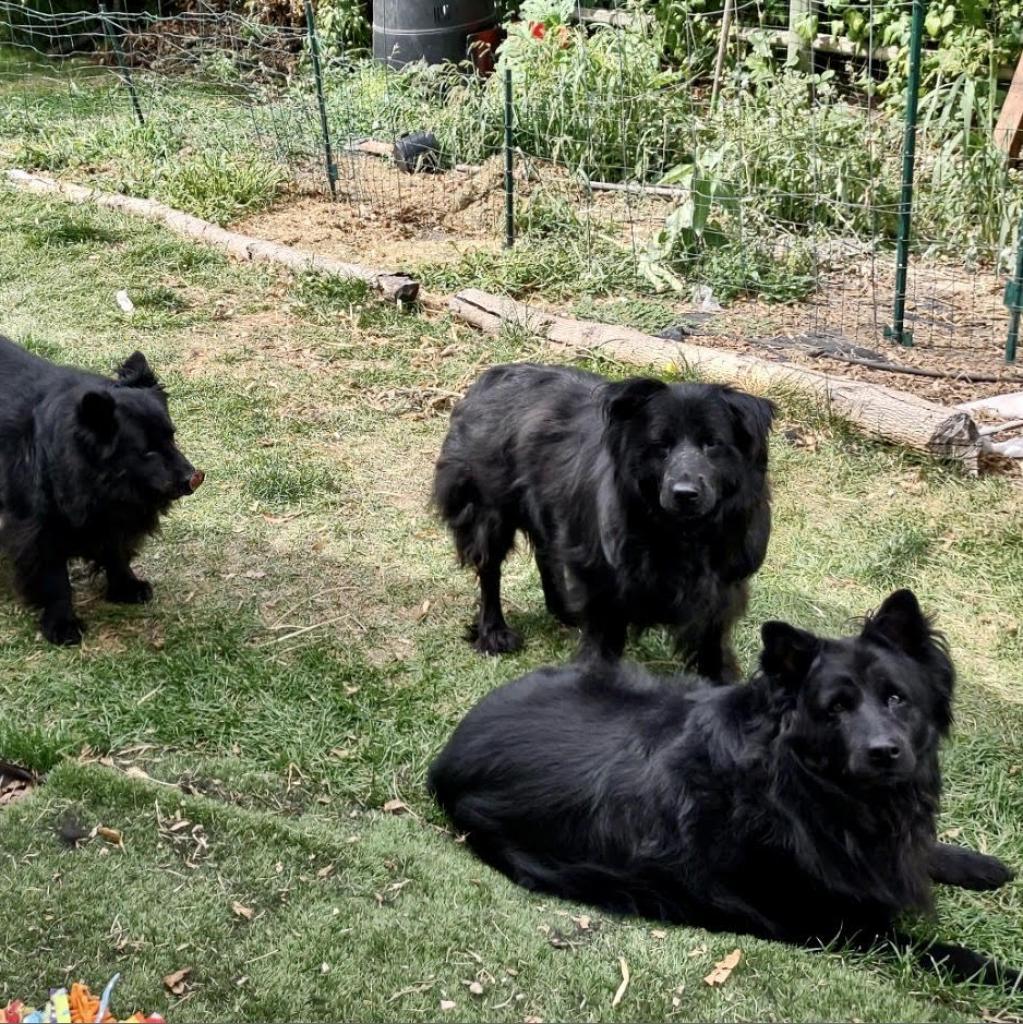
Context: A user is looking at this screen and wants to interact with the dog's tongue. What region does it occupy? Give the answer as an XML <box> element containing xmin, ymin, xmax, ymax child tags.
<box><xmin>189</xmin><ymin>470</ymin><xmax>205</xmax><ymax>492</ymax></box>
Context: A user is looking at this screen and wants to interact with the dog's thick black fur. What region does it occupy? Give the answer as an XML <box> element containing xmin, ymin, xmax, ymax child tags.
<box><xmin>0</xmin><ymin>336</ymin><xmax>204</xmax><ymax>645</ymax></box>
<box><xmin>429</xmin><ymin>589</ymin><xmax>1020</xmax><ymax>986</ymax></box>
<box><xmin>432</xmin><ymin>363</ymin><xmax>775</xmax><ymax>678</ymax></box>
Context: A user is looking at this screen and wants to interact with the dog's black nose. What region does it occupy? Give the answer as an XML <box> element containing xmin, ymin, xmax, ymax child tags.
<box><xmin>671</xmin><ymin>482</ymin><xmax>700</xmax><ymax>502</ymax></box>
<box><xmin>867</xmin><ymin>742</ymin><xmax>901</xmax><ymax>767</ymax></box>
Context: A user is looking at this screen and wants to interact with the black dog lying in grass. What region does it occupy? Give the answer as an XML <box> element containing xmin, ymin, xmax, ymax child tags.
<box><xmin>430</xmin><ymin>589</ymin><xmax>1019</xmax><ymax>986</ymax></box>
<box><xmin>433</xmin><ymin>363</ymin><xmax>774</xmax><ymax>679</ymax></box>
<box><xmin>0</xmin><ymin>336</ymin><xmax>204</xmax><ymax>645</ymax></box>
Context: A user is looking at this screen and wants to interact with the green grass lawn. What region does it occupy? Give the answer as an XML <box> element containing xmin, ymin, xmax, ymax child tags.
<box><xmin>0</xmin><ymin>186</ymin><xmax>1022</xmax><ymax>1022</ymax></box>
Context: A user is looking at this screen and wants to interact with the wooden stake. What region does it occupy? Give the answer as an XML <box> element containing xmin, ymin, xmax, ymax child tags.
<box><xmin>995</xmin><ymin>48</ymin><xmax>1023</xmax><ymax>158</ymax></box>
<box><xmin>711</xmin><ymin>0</ymin><xmax>734</xmax><ymax>108</ymax></box>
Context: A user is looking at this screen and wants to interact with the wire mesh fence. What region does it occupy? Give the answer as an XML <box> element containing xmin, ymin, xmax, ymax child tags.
<box><xmin>1</xmin><ymin>0</ymin><xmax>1022</xmax><ymax>380</ymax></box>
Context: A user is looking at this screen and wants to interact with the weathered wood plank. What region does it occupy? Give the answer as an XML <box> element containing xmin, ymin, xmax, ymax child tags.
<box><xmin>995</xmin><ymin>49</ymin><xmax>1023</xmax><ymax>158</ymax></box>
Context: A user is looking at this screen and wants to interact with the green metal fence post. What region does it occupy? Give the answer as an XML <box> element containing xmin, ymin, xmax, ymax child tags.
<box><xmin>503</xmin><ymin>65</ymin><xmax>514</xmax><ymax>249</ymax></box>
<box><xmin>1004</xmin><ymin>213</ymin><xmax>1023</xmax><ymax>363</ymax></box>
<box><xmin>885</xmin><ymin>0</ymin><xmax>924</xmax><ymax>347</ymax></box>
<box><xmin>304</xmin><ymin>0</ymin><xmax>338</xmax><ymax>199</ymax></box>
<box><xmin>98</xmin><ymin>3</ymin><xmax>144</xmax><ymax>127</ymax></box>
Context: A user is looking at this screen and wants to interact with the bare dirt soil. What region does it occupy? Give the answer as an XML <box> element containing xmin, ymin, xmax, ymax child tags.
<box><xmin>234</xmin><ymin>152</ymin><xmax>1023</xmax><ymax>411</ymax></box>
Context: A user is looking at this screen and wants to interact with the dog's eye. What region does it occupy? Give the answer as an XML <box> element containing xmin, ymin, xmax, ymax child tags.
<box><xmin>829</xmin><ymin>695</ymin><xmax>853</xmax><ymax>715</ymax></box>
<box><xmin>886</xmin><ymin>691</ymin><xmax>904</xmax><ymax>708</ymax></box>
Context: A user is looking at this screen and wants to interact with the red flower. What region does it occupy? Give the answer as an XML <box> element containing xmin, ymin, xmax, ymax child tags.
<box><xmin>528</xmin><ymin>20</ymin><xmax>546</xmax><ymax>39</ymax></box>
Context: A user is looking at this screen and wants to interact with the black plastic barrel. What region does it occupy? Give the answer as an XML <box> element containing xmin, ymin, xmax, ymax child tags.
<box><xmin>373</xmin><ymin>0</ymin><xmax>499</xmax><ymax>69</ymax></box>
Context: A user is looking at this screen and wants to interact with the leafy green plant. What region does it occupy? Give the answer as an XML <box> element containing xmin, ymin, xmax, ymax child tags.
<box><xmin>158</xmin><ymin>150</ymin><xmax>286</xmax><ymax>225</ymax></box>
<box><xmin>514</xmin><ymin>187</ymin><xmax>584</xmax><ymax>239</ymax></box>
<box><xmin>316</xmin><ymin>0</ymin><xmax>370</xmax><ymax>55</ymax></box>
<box><xmin>700</xmin><ymin>240</ymin><xmax>816</xmax><ymax>303</ymax></box>
<box><xmin>639</xmin><ymin>154</ymin><xmax>738</xmax><ymax>291</ymax></box>
<box><xmin>290</xmin><ymin>271</ymin><xmax>373</xmax><ymax>323</ymax></box>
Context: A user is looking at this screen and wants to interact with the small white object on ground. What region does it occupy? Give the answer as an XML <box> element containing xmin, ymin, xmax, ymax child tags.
<box><xmin>116</xmin><ymin>289</ymin><xmax>135</xmax><ymax>314</ymax></box>
<box><xmin>693</xmin><ymin>284</ymin><xmax>723</xmax><ymax>313</ymax></box>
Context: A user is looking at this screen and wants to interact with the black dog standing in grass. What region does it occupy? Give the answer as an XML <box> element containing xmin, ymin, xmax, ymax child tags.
<box><xmin>430</xmin><ymin>589</ymin><xmax>1019</xmax><ymax>986</ymax></box>
<box><xmin>0</xmin><ymin>336</ymin><xmax>204</xmax><ymax>645</ymax></box>
<box><xmin>433</xmin><ymin>363</ymin><xmax>775</xmax><ymax>678</ymax></box>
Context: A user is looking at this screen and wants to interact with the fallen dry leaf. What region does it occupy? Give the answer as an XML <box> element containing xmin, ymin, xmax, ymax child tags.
<box><xmin>387</xmin><ymin>980</ymin><xmax>435</xmax><ymax>1003</ymax></box>
<box><xmin>651</xmin><ymin>929</ymin><xmax>667</xmax><ymax>940</ymax></box>
<box><xmin>573</xmin><ymin>914</ymin><xmax>591</xmax><ymax>931</ymax></box>
<box><xmin>262</xmin><ymin>511</ymin><xmax>302</xmax><ymax>525</ymax></box>
<box><xmin>467</xmin><ymin>981</ymin><xmax>484</xmax><ymax>996</ymax></box>
<box><xmin>96</xmin><ymin>826</ymin><xmax>125</xmax><ymax>850</ymax></box>
<box><xmin>0</xmin><ymin>780</ymin><xmax>29</xmax><ymax>806</ymax></box>
<box><xmin>0</xmin><ymin>763</ymin><xmax>33</xmax><ymax>807</ymax></box>
<box><xmin>316</xmin><ymin>864</ymin><xmax>335</xmax><ymax>879</ymax></box>
<box><xmin>439</xmin><ymin>999</ymin><xmax>457</xmax><ymax>1012</ymax></box>
<box><xmin>611</xmin><ymin>957</ymin><xmax>630</xmax><ymax>1008</ymax></box>
<box><xmin>231</xmin><ymin>901</ymin><xmax>254</xmax><ymax>921</ymax></box>
<box><xmin>704</xmin><ymin>949</ymin><xmax>742</xmax><ymax>987</ymax></box>
<box><xmin>124</xmin><ymin>766</ymin><xmax>152</xmax><ymax>782</ymax></box>
<box><xmin>163</xmin><ymin>967</ymin><xmax>191</xmax><ymax>995</ymax></box>
<box><xmin>415</xmin><ymin>599</ymin><xmax>432</xmax><ymax>622</ymax></box>
<box><xmin>546</xmin><ymin>930</ymin><xmax>576</xmax><ymax>950</ymax></box>
<box><xmin>382</xmin><ymin>799</ymin><xmax>408</xmax><ymax>814</ymax></box>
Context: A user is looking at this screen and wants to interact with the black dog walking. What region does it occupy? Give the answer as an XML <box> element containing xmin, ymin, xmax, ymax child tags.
<box><xmin>430</xmin><ymin>589</ymin><xmax>1019</xmax><ymax>985</ymax></box>
<box><xmin>433</xmin><ymin>363</ymin><xmax>774</xmax><ymax>678</ymax></box>
<box><xmin>0</xmin><ymin>336</ymin><xmax>204</xmax><ymax>645</ymax></box>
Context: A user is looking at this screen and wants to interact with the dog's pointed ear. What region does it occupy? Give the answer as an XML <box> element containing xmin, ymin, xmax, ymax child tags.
<box><xmin>78</xmin><ymin>390</ymin><xmax>117</xmax><ymax>439</ymax></box>
<box><xmin>603</xmin><ymin>377</ymin><xmax>669</xmax><ymax>422</ymax></box>
<box><xmin>862</xmin><ymin>588</ymin><xmax>954</xmax><ymax>732</ymax></box>
<box><xmin>116</xmin><ymin>351</ymin><xmax>160</xmax><ymax>390</ymax></box>
<box><xmin>760</xmin><ymin>620</ymin><xmax>819</xmax><ymax>686</ymax></box>
<box><xmin>723</xmin><ymin>388</ymin><xmax>776</xmax><ymax>462</ymax></box>
<box><xmin>862</xmin><ymin>589</ymin><xmax>930</xmax><ymax>654</ymax></box>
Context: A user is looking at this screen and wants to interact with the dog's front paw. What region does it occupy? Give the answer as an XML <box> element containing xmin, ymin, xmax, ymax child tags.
<box><xmin>932</xmin><ymin>843</ymin><xmax>1016</xmax><ymax>891</ymax></box>
<box><xmin>41</xmin><ymin>610</ymin><xmax>84</xmax><ymax>646</ymax></box>
<box><xmin>959</xmin><ymin>852</ymin><xmax>1016</xmax><ymax>891</ymax></box>
<box><xmin>107</xmin><ymin>577</ymin><xmax>154</xmax><ymax>604</ymax></box>
<box><xmin>470</xmin><ymin>624</ymin><xmax>523</xmax><ymax>656</ymax></box>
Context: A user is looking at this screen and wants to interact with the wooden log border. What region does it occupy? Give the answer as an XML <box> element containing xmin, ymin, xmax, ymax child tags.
<box><xmin>4</xmin><ymin>169</ymin><xmax>420</xmax><ymax>303</ymax></box>
<box><xmin>447</xmin><ymin>287</ymin><xmax>984</xmax><ymax>474</ymax></box>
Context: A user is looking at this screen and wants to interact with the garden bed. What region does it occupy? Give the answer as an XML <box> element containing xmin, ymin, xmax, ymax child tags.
<box><xmin>232</xmin><ymin>175</ymin><xmax>1021</xmax><ymax>409</ymax></box>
